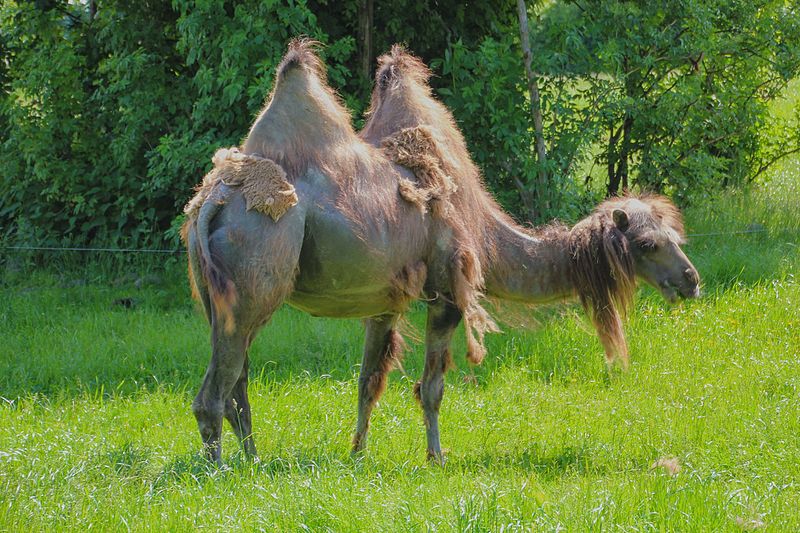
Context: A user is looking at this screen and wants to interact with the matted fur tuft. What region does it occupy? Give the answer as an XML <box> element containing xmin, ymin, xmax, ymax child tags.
<box><xmin>383</xmin><ymin>126</ymin><xmax>457</xmax><ymax>216</ymax></box>
<box><xmin>452</xmin><ymin>247</ymin><xmax>501</xmax><ymax>365</ymax></box>
<box><xmin>185</xmin><ymin>147</ymin><xmax>298</xmax><ymax>222</ymax></box>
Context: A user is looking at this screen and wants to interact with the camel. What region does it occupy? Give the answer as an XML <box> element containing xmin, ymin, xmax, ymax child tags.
<box><xmin>182</xmin><ymin>40</ymin><xmax>700</xmax><ymax>464</ymax></box>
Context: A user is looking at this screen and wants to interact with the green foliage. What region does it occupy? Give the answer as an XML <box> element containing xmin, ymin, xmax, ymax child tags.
<box><xmin>0</xmin><ymin>0</ymin><xmax>191</xmax><ymax>245</ymax></box>
<box><xmin>433</xmin><ymin>1</ymin><xmax>800</xmax><ymax>220</ymax></box>
<box><xmin>530</xmin><ymin>0</ymin><xmax>800</xmax><ymax>203</ymax></box>
<box><xmin>0</xmin><ymin>0</ymin><xmax>798</xmax><ymax>243</ymax></box>
<box><xmin>0</xmin><ymin>0</ymin><xmax>355</xmax><ymax>246</ymax></box>
<box><xmin>435</xmin><ymin>36</ymin><xmax>600</xmax><ymax>221</ymax></box>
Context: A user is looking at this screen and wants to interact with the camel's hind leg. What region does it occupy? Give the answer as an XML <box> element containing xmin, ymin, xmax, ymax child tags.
<box><xmin>352</xmin><ymin>313</ymin><xmax>403</xmax><ymax>453</ymax></box>
<box><xmin>224</xmin><ymin>352</ymin><xmax>256</xmax><ymax>456</ymax></box>
<box><xmin>194</xmin><ymin>289</ymin><xmax>290</xmax><ymax>464</ymax></box>
<box><xmin>192</xmin><ymin>207</ymin><xmax>304</xmax><ymax>464</ymax></box>
<box><xmin>193</xmin><ymin>328</ymin><xmax>249</xmax><ymax>464</ymax></box>
<box><xmin>415</xmin><ymin>297</ymin><xmax>461</xmax><ymax>464</ymax></box>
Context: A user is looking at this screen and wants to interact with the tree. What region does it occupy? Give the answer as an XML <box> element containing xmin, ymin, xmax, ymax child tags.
<box><xmin>532</xmin><ymin>0</ymin><xmax>800</xmax><ymax>200</ymax></box>
<box><xmin>516</xmin><ymin>0</ymin><xmax>549</xmax><ymax>219</ymax></box>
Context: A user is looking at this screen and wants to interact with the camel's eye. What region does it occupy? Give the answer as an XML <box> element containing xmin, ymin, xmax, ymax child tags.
<box><xmin>639</xmin><ymin>239</ymin><xmax>658</xmax><ymax>251</ymax></box>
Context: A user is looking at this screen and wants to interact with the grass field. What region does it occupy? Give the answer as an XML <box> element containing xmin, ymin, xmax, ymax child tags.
<box><xmin>2</xmin><ymin>167</ymin><xmax>799</xmax><ymax>529</ymax></box>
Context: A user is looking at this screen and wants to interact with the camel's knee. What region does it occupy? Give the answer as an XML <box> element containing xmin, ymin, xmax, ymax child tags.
<box><xmin>192</xmin><ymin>395</ymin><xmax>224</xmax><ymax>435</ymax></box>
<box><xmin>359</xmin><ymin>370</ymin><xmax>388</xmax><ymax>406</ymax></box>
<box><xmin>416</xmin><ymin>376</ymin><xmax>444</xmax><ymax>412</ymax></box>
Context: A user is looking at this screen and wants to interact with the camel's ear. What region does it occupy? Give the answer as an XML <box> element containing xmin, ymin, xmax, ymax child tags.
<box><xmin>612</xmin><ymin>209</ymin><xmax>629</xmax><ymax>232</ymax></box>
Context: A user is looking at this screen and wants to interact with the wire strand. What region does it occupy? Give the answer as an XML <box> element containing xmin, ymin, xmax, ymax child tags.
<box><xmin>1</xmin><ymin>245</ymin><xmax>185</xmax><ymax>254</ymax></box>
<box><xmin>685</xmin><ymin>228</ymin><xmax>769</xmax><ymax>237</ymax></box>
<box><xmin>0</xmin><ymin>227</ymin><xmax>791</xmax><ymax>255</ymax></box>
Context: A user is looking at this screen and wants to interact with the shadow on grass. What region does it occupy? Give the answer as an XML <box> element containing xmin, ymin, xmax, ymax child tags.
<box><xmin>139</xmin><ymin>442</ymin><xmax>606</xmax><ymax>495</ymax></box>
<box><xmin>451</xmin><ymin>444</ymin><xmax>606</xmax><ymax>480</ymax></box>
<box><xmin>146</xmin><ymin>448</ymin><xmax>357</xmax><ymax>494</ymax></box>
<box><xmin>105</xmin><ymin>442</ymin><xmax>154</xmax><ymax>479</ymax></box>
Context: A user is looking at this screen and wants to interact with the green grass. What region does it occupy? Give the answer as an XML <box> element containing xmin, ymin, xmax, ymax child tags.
<box><xmin>2</xmin><ymin>152</ymin><xmax>800</xmax><ymax>529</ymax></box>
<box><xmin>1</xmin><ymin>180</ymin><xmax>798</xmax><ymax>531</ymax></box>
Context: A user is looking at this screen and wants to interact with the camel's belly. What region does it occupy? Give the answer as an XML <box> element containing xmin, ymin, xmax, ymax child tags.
<box><xmin>288</xmin><ymin>197</ymin><xmax>423</xmax><ymax>318</ymax></box>
<box><xmin>286</xmin><ymin>289</ymin><xmax>395</xmax><ymax>318</ymax></box>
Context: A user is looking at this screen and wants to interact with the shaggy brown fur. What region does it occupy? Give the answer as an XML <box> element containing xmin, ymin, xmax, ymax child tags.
<box><xmin>362</xmin><ymin>45</ymin><xmax>507</xmax><ymax>232</ymax></box>
<box><xmin>244</xmin><ymin>39</ymin><xmax>357</xmax><ymax>181</ymax></box>
<box><xmin>244</xmin><ymin>39</ymin><xmax>419</xmax><ymax>246</ymax></box>
<box><xmin>566</xmin><ymin>194</ymin><xmax>688</xmax><ymax>366</ymax></box>
<box><xmin>397</xmin><ymin>178</ymin><xmax>431</xmax><ymax>211</ymax></box>
<box><xmin>602</xmin><ymin>194</ymin><xmax>686</xmax><ymax>240</ymax></box>
<box><xmin>568</xmin><ymin>210</ymin><xmax>636</xmax><ymax>366</ymax></box>
<box><xmin>180</xmin><ymin>220</ymin><xmax>202</xmax><ymax>305</ymax></box>
<box><xmin>451</xmin><ymin>247</ymin><xmax>501</xmax><ymax>365</ymax></box>
<box><xmin>353</xmin><ymin>320</ymin><xmax>407</xmax><ymax>450</ymax></box>
<box><xmin>388</xmin><ymin>261</ymin><xmax>428</xmax><ymax>312</ymax></box>
<box><xmin>184</xmin><ymin>171</ymin><xmax>221</xmax><ymax>220</ymax></box>
<box><xmin>368</xmin><ymin>329</ymin><xmax>406</xmax><ymax>399</ymax></box>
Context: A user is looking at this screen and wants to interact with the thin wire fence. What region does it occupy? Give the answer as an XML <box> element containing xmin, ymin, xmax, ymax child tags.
<box><xmin>0</xmin><ymin>227</ymin><xmax>788</xmax><ymax>255</ymax></box>
<box><xmin>1</xmin><ymin>245</ymin><xmax>185</xmax><ymax>254</ymax></box>
<box><xmin>684</xmin><ymin>228</ymin><xmax>772</xmax><ymax>237</ymax></box>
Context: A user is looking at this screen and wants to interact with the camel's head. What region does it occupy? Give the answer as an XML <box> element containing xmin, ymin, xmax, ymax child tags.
<box><xmin>605</xmin><ymin>196</ymin><xmax>700</xmax><ymax>302</ymax></box>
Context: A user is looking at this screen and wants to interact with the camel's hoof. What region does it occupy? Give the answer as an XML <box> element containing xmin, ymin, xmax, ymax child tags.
<box><xmin>351</xmin><ymin>433</ymin><xmax>367</xmax><ymax>455</ymax></box>
<box><xmin>350</xmin><ymin>447</ymin><xmax>366</xmax><ymax>458</ymax></box>
<box><xmin>426</xmin><ymin>449</ymin><xmax>447</xmax><ymax>466</ymax></box>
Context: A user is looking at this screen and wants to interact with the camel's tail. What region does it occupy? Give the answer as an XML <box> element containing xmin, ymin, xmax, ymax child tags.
<box><xmin>193</xmin><ymin>194</ymin><xmax>237</xmax><ymax>334</ymax></box>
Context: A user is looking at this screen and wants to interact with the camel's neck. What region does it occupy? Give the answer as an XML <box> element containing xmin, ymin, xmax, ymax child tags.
<box><xmin>483</xmin><ymin>212</ymin><xmax>575</xmax><ymax>304</ymax></box>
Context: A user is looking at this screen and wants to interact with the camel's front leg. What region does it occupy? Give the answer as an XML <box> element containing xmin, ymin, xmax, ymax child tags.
<box><xmin>352</xmin><ymin>313</ymin><xmax>402</xmax><ymax>453</ymax></box>
<box><xmin>416</xmin><ymin>298</ymin><xmax>461</xmax><ymax>464</ymax></box>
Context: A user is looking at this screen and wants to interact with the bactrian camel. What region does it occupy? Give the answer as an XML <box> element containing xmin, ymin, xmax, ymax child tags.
<box><xmin>182</xmin><ymin>41</ymin><xmax>700</xmax><ymax>464</ymax></box>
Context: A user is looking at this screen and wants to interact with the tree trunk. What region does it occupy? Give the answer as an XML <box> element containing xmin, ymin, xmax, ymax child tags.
<box><xmin>609</xmin><ymin>57</ymin><xmax>635</xmax><ymax>196</ymax></box>
<box><xmin>358</xmin><ymin>0</ymin><xmax>374</xmax><ymax>83</ymax></box>
<box><xmin>516</xmin><ymin>0</ymin><xmax>549</xmax><ymax>218</ymax></box>
<box><xmin>607</xmin><ymin>124</ymin><xmax>620</xmax><ymax>196</ymax></box>
<box><xmin>618</xmin><ymin>114</ymin><xmax>632</xmax><ymax>192</ymax></box>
